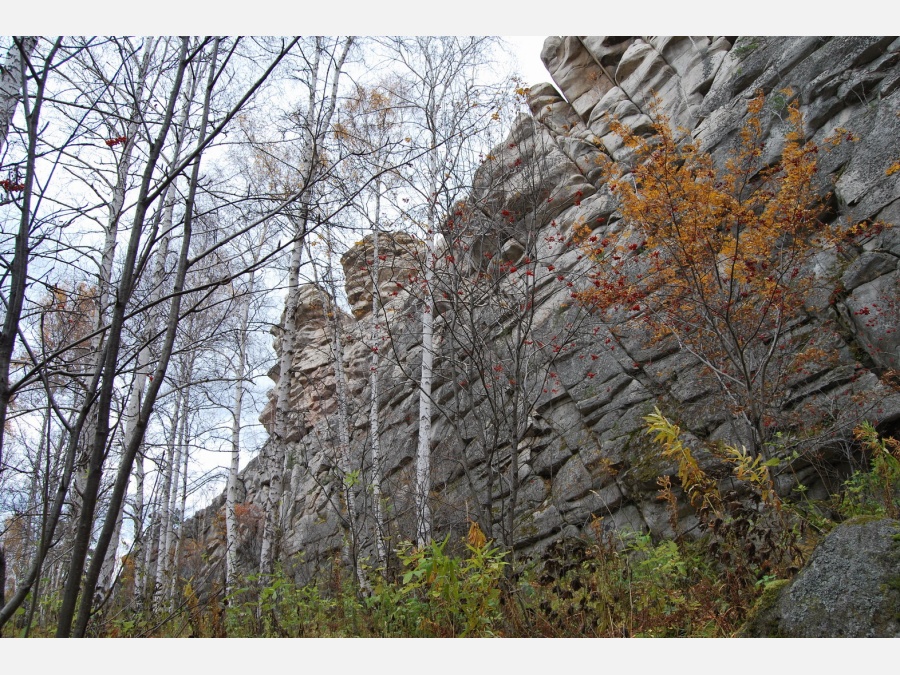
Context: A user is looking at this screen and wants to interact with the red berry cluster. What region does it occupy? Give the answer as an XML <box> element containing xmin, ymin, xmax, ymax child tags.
<box><xmin>105</xmin><ymin>136</ymin><xmax>128</xmax><ymax>147</ymax></box>
<box><xmin>0</xmin><ymin>179</ymin><xmax>25</xmax><ymax>192</ymax></box>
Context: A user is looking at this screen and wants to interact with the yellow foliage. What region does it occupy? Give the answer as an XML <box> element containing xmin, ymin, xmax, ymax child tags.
<box><xmin>578</xmin><ymin>91</ymin><xmax>850</xmax><ymax>457</ymax></box>
<box><xmin>644</xmin><ymin>407</ymin><xmax>720</xmax><ymax>513</ymax></box>
<box><xmin>724</xmin><ymin>445</ymin><xmax>782</xmax><ymax>510</ymax></box>
<box><xmin>467</xmin><ymin>519</ymin><xmax>487</xmax><ymax>549</ymax></box>
<box><xmin>645</xmin><ymin>408</ymin><xmax>782</xmax><ymax>514</ymax></box>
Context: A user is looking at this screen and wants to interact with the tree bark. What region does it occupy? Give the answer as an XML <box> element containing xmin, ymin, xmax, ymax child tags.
<box><xmin>93</xmin><ymin>39</ymin><xmax>157</xmax><ymax>598</ymax></box>
<box><xmin>0</xmin><ymin>38</ymin><xmax>60</xmax><ymax>480</ymax></box>
<box><xmin>0</xmin><ymin>36</ymin><xmax>37</xmax><ymax>158</ymax></box>
<box><xmin>414</xmin><ymin>178</ymin><xmax>438</xmax><ymax>548</ymax></box>
<box><xmin>225</xmin><ymin>269</ymin><xmax>255</xmax><ymax>596</ymax></box>
<box><xmin>368</xmin><ymin>213</ymin><xmax>387</xmax><ymax>569</ymax></box>
<box><xmin>152</xmin><ymin>384</ymin><xmax>184</xmax><ymax>607</ymax></box>
<box><xmin>0</xmin><ymin>546</ymin><xmax>6</xmax><ymax>623</ymax></box>
<box><xmin>258</xmin><ymin>36</ymin><xmax>352</xmax><ymax>575</ymax></box>
<box><xmin>55</xmin><ymin>37</ymin><xmax>193</xmax><ymax>638</ymax></box>
<box><xmin>157</xmin><ymin>362</ymin><xmax>191</xmax><ymax>609</ymax></box>
<box><xmin>259</xmin><ymin>223</ymin><xmax>304</xmax><ymax>575</ymax></box>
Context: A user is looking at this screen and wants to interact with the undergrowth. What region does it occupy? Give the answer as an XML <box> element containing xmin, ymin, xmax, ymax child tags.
<box><xmin>7</xmin><ymin>419</ymin><xmax>898</xmax><ymax>638</ymax></box>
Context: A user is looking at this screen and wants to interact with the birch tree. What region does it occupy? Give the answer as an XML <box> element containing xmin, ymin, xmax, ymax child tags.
<box><xmin>306</xmin><ymin>226</ymin><xmax>371</xmax><ymax>584</ymax></box>
<box><xmin>48</xmin><ymin>36</ymin><xmax>298</xmax><ymax>638</ymax></box>
<box><xmin>257</xmin><ymin>36</ymin><xmax>353</xmax><ymax>576</ymax></box>
<box><xmin>153</xmin><ymin>341</ymin><xmax>195</xmax><ymax>609</ymax></box>
<box><xmin>72</xmin><ymin>37</ymin><xmax>161</xmax><ymax>601</ymax></box>
<box><xmin>383</xmin><ymin>36</ymin><xmax>502</xmax><ymax>546</ymax></box>
<box><xmin>0</xmin><ymin>37</ymin><xmax>63</xmax><ymax>482</ymax></box>
<box><xmin>331</xmin><ymin>83</ymin><xmax>409</xmax><ymax>568</ymax></box>
<box><xmin>0</xmin><ymin>38</ymin><xmax>102</xmax><ymax>632</ymax></box>
<box><xmin>0</xmin><ymin>37</ymin><xmax>38</xmax><ymax>160</ymax></box>
<box><xmin>224</xmin><ymin>262</ymin><xmax>259</xmax><ymax>596</ymax></box>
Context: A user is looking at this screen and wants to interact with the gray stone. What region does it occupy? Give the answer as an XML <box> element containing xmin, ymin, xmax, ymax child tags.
<box><xmin>601</xmin><ymin>503</ymin><xmax>647</xmax><ymax>535</ymax></box>
<box><xmin>845</xmin><ymin>271</ymin><xmax>900</xmax><ymax>370</ymax></box>
<box><xmin>740</xmin><ymin>518</ymin><xmax>900</xmax><ymax>637</ymax></box>
<box><xmin>518</xmin><ymin>474</ymin><xmax>548</xmax><ymax>507</ymax></box>
<box><xmin>562</xmin><ymin>482</ymin><xmax>625</xmax><ymax>527</ymax></box>
<box><xmin>531</xmin><ymin>433</ymin><xmax>574</xmax><ymax>478</ymax></box>
<box><xmin>516</xmin><ymin>504</ymin><xmax>564</xmax><ymax>548</ymax></box>
<box><xmin>541</xmin><ymin>36</ymin><xmax>614</xmax><ymax>119</ymax></box>
<box><xmin>551</xmin><ymin>453</ymin><xmax>593</xmax><ymax>502</ymax></box>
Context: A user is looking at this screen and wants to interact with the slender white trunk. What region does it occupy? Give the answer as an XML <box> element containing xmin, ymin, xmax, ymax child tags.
<box><xmin>225</xmin><ymin>270</ymin><xmax>254</xmax><ymax>595</ymax></box>
<box><xmin>258</xmin><ymin>449</ymin><xmax>283</xmax><ymax>575</ymax></box>
<box><xmin>160</xmin><ymin>396</ymin><xmax>187</xmax><ymax>599</ymax></box>
<box><xmin>138</xmin><ymin>493</ymin><xmax>159</xmax><ymax>605</ymax></box>
<box><xmin>141</xmin><ymin>64</ymin><xmax>203</xmax><ymax>603</ymax></box>
<box><xmin>128</xmin><ymin>61</ymin><xmax>200</xmax><ymax>599</ymax></box>
<box><xmin>71</xmin><ymin>40</ymin><xmax>159</xmax><ymax>600</ymax></box>
<box><xmin>312</xmin><ymin>234</ymin><xmax>367</xmax><ymax>587</ymax></box>
<box><xmin>50</xmin><ymin>558</ymin><xmax>64</xmax><ymax>610</ymax></box>
<box><xmin>23</xmin><ymin>405</ymin><xmax>50</xmax><ymax>558</ymax></box>
<box><xmin>95</xmin><ymin>505</ymin><xmax>124</xmax><ymax>600</ymax></box>
<box><xmin>168</xmin><ymin>430</ymin><xmax>190</xmax><ymax>603</ymax></box>
<box><xmin>157</xmin><ymin>366</ymin><xmax>190</xmax><ymax>607</ymax></box>
<box><xmin>414</xmin><ymin>176</ymin><xmax>438</xmax><ymax>548</ymax></box>
<box><xmin>259</xmin><ymin>227</ymin><xmax>303</xmax><ymax>575</ymax></box>
<box><xmin>152</xmin><ymin>387</ymin><xmax>182</xmax><ymax>603</ymax></box>
<box><xmin>258</xmin><ymin>37</ymin><xmax>352</xmax><ymax>575</ymax></box>
<box><xmin>0</xmin><ymin>36</ymin><xmax>37</xmax><ymax>157</ymax></box>
<box><xmin>131</xmin><ymin>231</ymin><xmax>170</xmax><ymax>600</ymax></box>
<box><xmin>67</xmin><ymin>131</ymin><xmax>131</xmax><ymax>567</ymax></box>
<box><xmin>369</xmin><ymin>193</ymin><xmax>387</xmax><ymax>568</ymax></box>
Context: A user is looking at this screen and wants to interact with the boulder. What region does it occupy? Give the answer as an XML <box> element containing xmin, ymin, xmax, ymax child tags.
<box><xmin>740</xmin><ymin>518</ymin><xmax>900</xmax><ymax>637</ymax></box>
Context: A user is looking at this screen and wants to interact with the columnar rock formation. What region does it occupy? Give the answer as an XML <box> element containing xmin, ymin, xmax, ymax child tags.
<box><xmin>187</xmin><ymin>37</ymin><xmax>900</xmax><ymax>582</ymax></box>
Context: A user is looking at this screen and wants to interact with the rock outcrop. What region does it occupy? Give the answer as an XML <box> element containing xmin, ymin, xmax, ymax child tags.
<box><xmin>187</xmin><ymin>36</ymin><xmax>900</xmax><ymax>584</ymax></box>
<box><xmin>740</xmin><ymin>518</ymin><xmax>900</xmax><ymax>637</ymax></box>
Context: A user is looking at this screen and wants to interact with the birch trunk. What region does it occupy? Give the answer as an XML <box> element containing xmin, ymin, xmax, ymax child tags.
<box><xmin>311</xmin><ymin>234</ymin><xmax>366</xmax><ymax>587</ymax></box>
<box><xmin>160</xmin><ymin>370</ymin><xmax>191</xmax><ymax>605</ymax></box>
<box><xmin>168</xmin><ymin>424</ymin><xmax>190</xmax><ymax>603</ymax></box>
<box><xmin>0</xmin><ymin>36</ymin><xmax>37</xmax><ymax>158</ymax></box>
<box><xmin>258</xmin><ymin>36</ymin><xmax>353</xmax><ymax>575</ymax></box>
<box><xmin>0</xmin><ymin>546</ymin><xmax>6</xmax><ymax>613</ymax></box>
<box><xmin>0</xmin><ymin>41</ymin><xmax>74</xmax><ymax>631</ymax></box>
<box><xmin>139</xmin><ymin>494</ymin><xmax>160</xmax><ymax>605</ymax></box>
<box><xmin>153</xmin><ymin>386</ymin><xmax>183</xmax><ymax>606</ymax></box>
<box><xmin>0</xmin><ymin>38</ymin><xmax>60</xmax><ymax>491</ymax></box>
<box><xmin>368</xmin><ymin>198</ymin><xmax>387</xmax><ymax>568</ymax></box>
<box><xmin>94</xmin><ymin>39</ymin><xmax>158</xmax><ymax>596</ymax></box>
<box><xmin>127</xmin><ymin>63</ymin><xmax>197</xmax><ymax>598</ymax></box>
<box><xmin>225</xmin><ymin>270</ymin><xmax>254</xmax><ymax>596</ymax></box>
<box><xmin>414</xmin><ymin>174</ymin><xmax>438</xmax><ymax>548</ymax></box>
<box><xmin>259</xmin><ymin>226</ymin><xmax>303</xmax><ymax>575</ymax></box>
<box><xmin>69</xmin><ymin>37</ymin><xmax>237</xmax><ymax>636</ymax></box>
<box><xmin>130</xmin><ymin>229</ymin><xmax>171</xmax><ymax>602</ymax></box>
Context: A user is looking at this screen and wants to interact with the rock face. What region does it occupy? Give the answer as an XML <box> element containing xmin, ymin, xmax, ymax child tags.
<box><xmin>741</xmin><ymin>518</ymin><xmax>900</xmax><ymax>637</ymax></box>
<box><xmin>187</xmin><ymin>36</ymin><xmax>900</xmax><ymax>583</ymax></box>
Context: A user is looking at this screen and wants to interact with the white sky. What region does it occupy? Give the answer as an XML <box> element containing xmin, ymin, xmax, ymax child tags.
<box><xmin>502</xmin><ymin>36</ymin><xmax>553</xmax><ymax>89</ymax></box>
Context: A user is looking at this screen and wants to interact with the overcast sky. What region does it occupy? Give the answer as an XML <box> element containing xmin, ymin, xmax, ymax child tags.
<box><xmin>502</xmin><ymin>36</ymin><xmax>553</xmax><ymax>88</ymax></box>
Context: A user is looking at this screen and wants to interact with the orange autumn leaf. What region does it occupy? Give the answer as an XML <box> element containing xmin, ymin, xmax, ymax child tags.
<box><xmin>467</xmin><ymin>519</ymin><xmax>487</xmax><ymax>548</ymax></box>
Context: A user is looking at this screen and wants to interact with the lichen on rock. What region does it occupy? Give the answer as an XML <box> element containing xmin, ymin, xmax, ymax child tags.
<box><xmin>740</xmin><ymin>518</ymin><xmax>900</xmax><ymax>637</ymax></box>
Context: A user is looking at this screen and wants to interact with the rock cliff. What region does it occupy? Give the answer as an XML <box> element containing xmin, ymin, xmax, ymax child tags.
<box><xmin>187</xmin><ymin>36</ymin><xmax>900</xmax><ymax>582</ymax></box>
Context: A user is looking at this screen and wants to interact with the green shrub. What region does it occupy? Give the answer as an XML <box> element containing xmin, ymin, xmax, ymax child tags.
<box><xmin>367</xmin><ymin>535</ymin><xmax>507</xmax><ymax>637</ymax></box>
<box><xmin>835</xmin><ymin>422</ymin><xmax>900</xmax><ymax>519</ymax></box>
